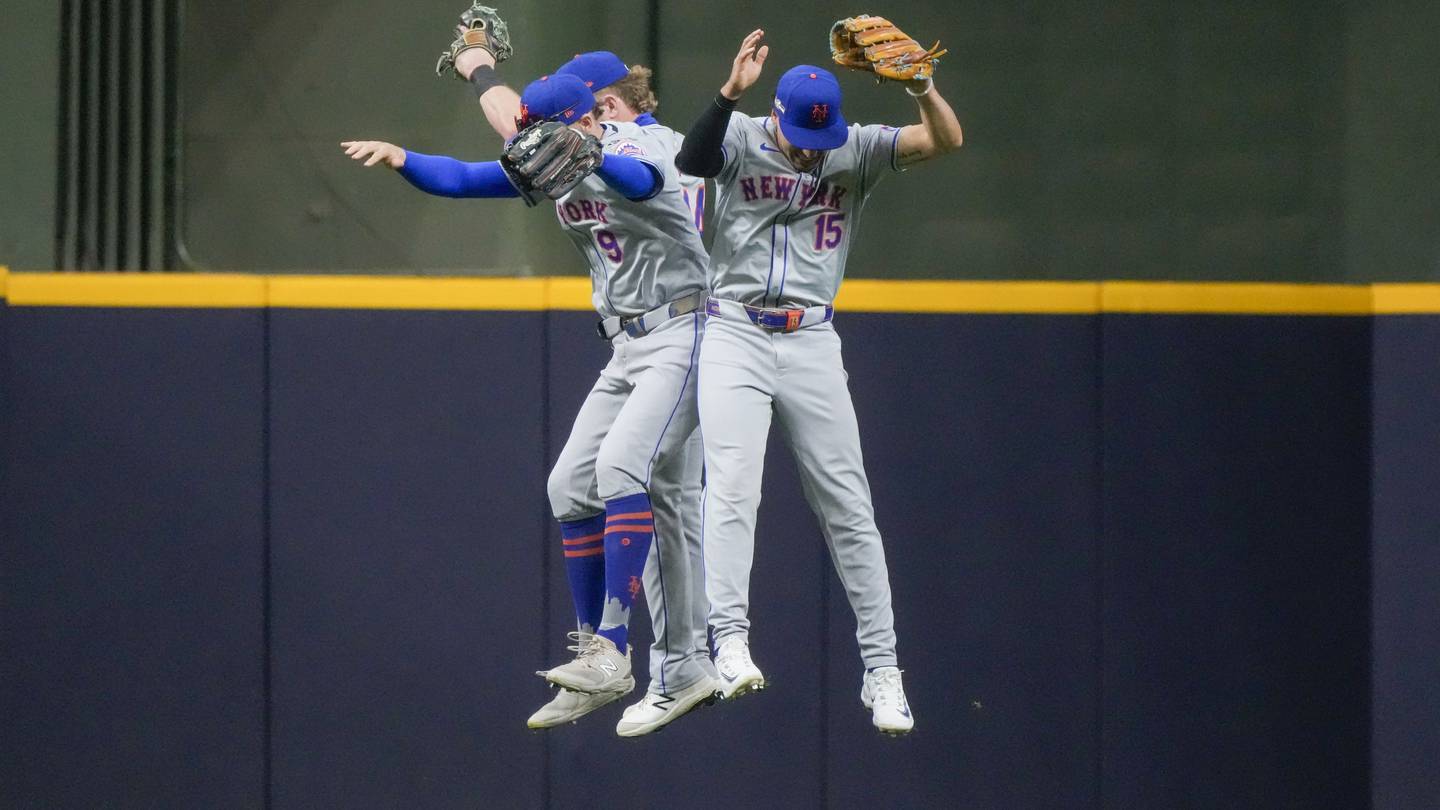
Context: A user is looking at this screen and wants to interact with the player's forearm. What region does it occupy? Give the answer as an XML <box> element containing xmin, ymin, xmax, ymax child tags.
<box><xmin>596</xmin><ymin>154</ymin><xmax>662</xmax><ymax>201</ymax></box>
<box><xmin>676</xmin><ymin>95</ymin><xmax>736</xmax><ymax>178</ymax></box>
<box><xmin>468</xmin><ymin>66</ymin><xmax>522</xmax><ymax>140</ymax></box>
<box><xmin>480</xmin><ymin>86</ymin><xmax>522</xmax><ymax>141</ymax></box>
<box><xmin>398</xmin><ymin>151</ymin><xmax>521</xmax><ymax>198</ymax></box>
<box><xmin>912</xmin><ymin>81</ymin><xmax>963</xmax><ymax>152</ymax></box>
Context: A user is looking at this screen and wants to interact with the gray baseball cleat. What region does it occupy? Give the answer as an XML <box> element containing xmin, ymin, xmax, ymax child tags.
<box><xmin>527</xmin><ymin>679</ymin><xmax>635</xmax><ymax>729</ymax></box>
<box><xmin>539</xmin><ymin>631</ymin><xmax>632</xmax><ymax>694</ymax></box>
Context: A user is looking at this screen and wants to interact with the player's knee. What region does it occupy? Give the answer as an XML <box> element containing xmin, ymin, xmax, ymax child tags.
<box><xmin>594</xmin><ymin>449</ymin><xmax>646</xmax><ymax>502</ymax></box>
<box><xmin>704</xmin><ymin>474</ymin><xmax>760</xmax><ymax>508</ymax></box>
<box><xmin>546</xmin><ymin>464</ymin><xmax>589</xmax><ymax>520</ymax></box>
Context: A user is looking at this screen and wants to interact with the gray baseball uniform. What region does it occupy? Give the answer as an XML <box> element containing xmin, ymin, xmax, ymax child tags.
<box><xmin>700</xmin><ymin>115</ymin><xmax>904</xmax><ymax>669</ymax></box>
<box><xmin>554</xmin><ymin>121</ymin><xmax>707</xmax><ymax>318</ymax></box>
<box><xmin>547</xmin><ymin>119</ymin><xmax>712</xmax><ymax>692</ymax></box>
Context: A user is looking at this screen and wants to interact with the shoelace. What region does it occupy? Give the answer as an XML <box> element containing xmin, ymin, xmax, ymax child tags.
<box><xmin>870</xmin><ymin>669</ymin><xmax>906</xmax><ymax>708</ymax></box>
<box><xmin>563</xmin><ymin>631</ymin><xmax>611</xmax><ymax>667</ymax></box>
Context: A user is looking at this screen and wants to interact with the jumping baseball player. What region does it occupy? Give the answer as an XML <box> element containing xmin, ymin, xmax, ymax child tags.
<box><xmin>674</xmin><ymin>24</ymin><xmax>963</xmax><ymax>735</ymax></box>
<box><xmin>343</xmin><ymin>67</ymin><xmax>718</xmax><ymax>735</ymax></box>
<box><xmin>439</xmin><ymin>15</ymin><xmax>716</xmax><ymax>735</ymax></box>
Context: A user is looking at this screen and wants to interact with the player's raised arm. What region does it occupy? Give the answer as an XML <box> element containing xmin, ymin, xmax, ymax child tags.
<box><xmin>675</xmin><ymin>29</ymin><xmax>769</xmax><ymax>178</ymax></box>
<box><xmin>454</xmin><ymin>38</ymin><xmax>524</xmax><ymax>141</ymax></box>
<box><xmin>437</xmin><ymin>6</ymin><xmax>523</xmax><ymax>141</ymax></box>
<box><xmin>828</xmin><ymin>15</ymin><xmax>961</xmax><ymax>167</ymax></box>
<box><xmin>894</xmin><ymin>78</ymin><xmax>963</xmax><ymax>167</ymax></box>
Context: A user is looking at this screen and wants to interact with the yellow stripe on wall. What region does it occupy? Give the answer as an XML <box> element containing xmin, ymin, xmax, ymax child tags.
<box><xmin>8</xmin><ymin>272</ymin><xmax>267</xmax><ymax>308</ymax></box>
<box><xmin>4</xmin><ymin>272</ymin><xmax>1440</xmax><ymax>315</ymax></box>
<box><xmin>836</xmin><ymin>280</ymin><xmax>1100</xmax><ymax>313</ymax></box>
<box><xmin>268</xmin><ymin>276</ymin><xmax>552</xmax><ymax>311</ymax></box>
<box><xmin>1102</xmin><ymin>282</ymin><xmax>1375</xmax><ymax>315</ymax></box>
<box><xmin>1373</xmin><ymin>284</ymin><xmax>1440</xmax><ymax>315</ymax></box>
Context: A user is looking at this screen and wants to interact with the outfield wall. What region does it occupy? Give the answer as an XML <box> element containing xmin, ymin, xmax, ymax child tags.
<box><xmin>1</xmin><ymin>272</ymin><xmax>1436</xmax><ymax>809</ymax></box>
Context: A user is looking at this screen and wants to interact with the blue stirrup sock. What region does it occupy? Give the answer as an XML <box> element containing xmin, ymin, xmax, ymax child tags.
<box><xmin>559</xmin><ymin>515</ymin><xmax>607</xmax><ymax>634</ymax></box>
<box><xmin>595</xmin><ymin>492</ymin><xmax>655</xmax><ymax>651</ymax></box>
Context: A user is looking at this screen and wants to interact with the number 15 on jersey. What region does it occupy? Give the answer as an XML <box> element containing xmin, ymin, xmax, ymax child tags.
<box><xmin>815</xmin><ymin>212</ymin><xmax>845</xmax><ymax>251</ymax></box>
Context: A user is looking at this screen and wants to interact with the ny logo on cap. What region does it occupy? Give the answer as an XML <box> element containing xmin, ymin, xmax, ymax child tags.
<box><xmin>811</xmin><ymin>103</ymin><xmax>829</xmax><ymax>125</ymax></box>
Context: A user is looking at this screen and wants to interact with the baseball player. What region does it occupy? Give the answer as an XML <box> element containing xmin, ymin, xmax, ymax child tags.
<box><xmin>443</xmin><ymin>23</ymin><xmax>715</xmax><ymax>734</ymax></box>
<box><xmin>674</xmin><ymin>25</ymin><xmax>963</xmax><ymax>734</ymax></box>
<box><xmin>342</xmin><ymin>69</ymin><xmax>718</xmax><ymax>736</ymax></box>
<box><xmin>446</xmin><ymin>19</ymin><xmax>716</xmax><ymax>732</ymax></box>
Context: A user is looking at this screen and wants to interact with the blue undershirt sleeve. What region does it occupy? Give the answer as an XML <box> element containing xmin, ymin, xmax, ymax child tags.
<box><xmin>397</xmin><ymin>151</ymin><xmax>521</xmax><ymax>198</ymax></box>
<box><xmin>594</xmin><ymin>153</ymin><xmax>662</xmax><ymax>201</ymax></box>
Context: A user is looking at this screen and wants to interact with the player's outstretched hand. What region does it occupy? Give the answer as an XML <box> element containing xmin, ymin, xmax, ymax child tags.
<box><xmin>721</xmin><ymin>29</ymin><xmax>769</xmax><ymax>101</ymax></box>
<box><xmin>341</xmin><ymin>141</ymin><xmax>406</xmax><ymax>169</ymax></box>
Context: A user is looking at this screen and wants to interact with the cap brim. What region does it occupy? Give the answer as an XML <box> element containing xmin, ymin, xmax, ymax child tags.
<box><xmin>779</xmin><ymin>114</ymin><xmax>849</xmax><ymax>151</ymax></box>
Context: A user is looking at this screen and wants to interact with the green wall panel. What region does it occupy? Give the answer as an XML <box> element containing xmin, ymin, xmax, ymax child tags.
<box><xmin>2</xmin><ymin>2</ymin><xmax>1437</xmax><ymax>281</ymax></box>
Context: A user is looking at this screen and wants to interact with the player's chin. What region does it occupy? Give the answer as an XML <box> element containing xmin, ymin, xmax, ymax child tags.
<box><xmin>794</xmin><ymin>151</ymin><xmax>823</xmax><ymax>170</ymax></box>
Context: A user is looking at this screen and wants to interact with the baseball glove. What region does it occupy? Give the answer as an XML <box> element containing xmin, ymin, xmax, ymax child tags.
<box><xmin>501</xmin><ymin>120</ymin><xmax>603</xmax><ymax>206</ymax></box>
<box><xmin>830</xmin><ymin>15</ymin><xmax>946</xmax><ymax>82</ymax></box>
<box><xmin>436</xmin><ymin>3</ymin><xmax>514</xmax><ymax>79</ymax></box>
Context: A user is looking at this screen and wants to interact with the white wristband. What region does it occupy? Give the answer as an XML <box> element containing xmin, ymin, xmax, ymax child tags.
<box><xmin>905</xmin><ymin>78</ymin><xmax>934</xmax><ymax>98</ymax></box>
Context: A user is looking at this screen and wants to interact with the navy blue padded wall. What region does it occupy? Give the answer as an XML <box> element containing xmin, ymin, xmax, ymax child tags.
<box><xmin>0</xmin><ymin>308</ymin><xmax>266</xmax><ymax>807</ymax></box>
<box><xmin>266</xmin><ymin>310</ymin><xmax>548</xmax><ymax>809</ymax></box>
<box><xmin>541</xmin><ymin>311</ymin><xmax>830</xmax><ymax>809</ymax></box>
<box><xmin>1371</xmin><ymin>316</ymin><xmax>1440</xmax><ymax>809</ymax></box>
<box><xmin>5</xmin><ymin>302</ymin><xmax>1427</xmax><ymax>808</ymax></box>
<box><xmin>824</xmin><ymin>313</ymin><xmax>1102</xmax><ymax>809</ymax></box>
<box><xmin>0</xmin><ymin>287</ymin><xmax>8</xmax><ymax>561</ymax></box>
<box><xmin>1100</xmin><ymin>315</ymin><xmax>1372</xmax><ymax>808</ymax></box>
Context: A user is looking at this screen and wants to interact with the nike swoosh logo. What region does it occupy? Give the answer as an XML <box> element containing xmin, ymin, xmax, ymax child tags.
<box><xmin>900</xmin><ymin>706</ymin><xmax>912</xmax><ymax>718</ymax></box>
<box><xmin>759</xmin><ymin>144</ymin><xmax>782</xmax><ymax>153</ymax></box>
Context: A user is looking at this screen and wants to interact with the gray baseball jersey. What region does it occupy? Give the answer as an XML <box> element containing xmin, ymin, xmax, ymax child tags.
<box><xmin>709</xmin><ymin>115</ymin><xmax>902</xmax><ymax>308</ymax></box>
<box><xmin>554</xmin><ymin>121</ymin><xmax>708</xmax><ymax>318</ymax></box>
<box><xmin>698</xmin><ymin>114</ymin><xmax>907</xmax><ymax>672</ymax></box>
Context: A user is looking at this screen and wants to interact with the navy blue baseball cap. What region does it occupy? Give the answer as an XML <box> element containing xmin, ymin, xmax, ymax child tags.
<box><xmin>518</xmin><ymin>74</ymin><xmax>596</xmax><ymax>127</ymax></box>
<box><xmin>772</xmin><ymin>65</ymin><xmax>848</xmax><ymax>151</ymax></box>
<box><xmin>555</xmin><ymin>51</ymin><xmax>630</xmax><ymax>91</ymax></box>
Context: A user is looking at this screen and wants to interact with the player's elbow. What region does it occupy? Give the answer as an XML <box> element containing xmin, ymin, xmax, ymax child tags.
<box><xmin>944</xmin><ymin>125</ymin><xmax>964</xmax><ymax>152</ymax></box>
<box><xmin>931</xmin><ymin>124</ymin><xmax>962</xmax><ymax>155</ymax></box>
<box><xmin>627</xmin><ymin>166</ymin><xmax>664</xmax><ymax>201</ymax></box>
<box><xmin>675</xmin><ymin>150</ymin><xmax>720</xmax><ymax>179</ymax></box>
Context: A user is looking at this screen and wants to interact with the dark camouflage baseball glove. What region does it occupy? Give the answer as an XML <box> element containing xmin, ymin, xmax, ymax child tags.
<box><xmin>436</xmin><ymin>3</ymin><xmax>514</xmax><ymax>79</ymax></box>
<box><xmin>501</xmin><ymin>120</ymin><xmax>603</xmax><ymax>206</ymax></box>
<box><xmin>830</xmin><ymin>15</ymin><xmax>946</xmax><ymax>82</ymax></box>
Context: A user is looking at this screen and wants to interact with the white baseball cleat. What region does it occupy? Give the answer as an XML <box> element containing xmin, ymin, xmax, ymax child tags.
<box><xmin>614</xmin><ymin>676</ymin><xmax>721</xmax><ymax>737</ymax></box>
<box><xmin>713</xmin><ymin>635</ymin><xmax>765</xmax><ymax>700</ymax></box>
<box><xmin>538</xmin><ymin>631</ymin><xmax>632</xmax><ymax>694</ymax></box>
<box><xmin>527</xmin><ymin>678</ymin><xmax>635</xmax><ymax>729</ymax></box>
<box><xmin>861</xmin><ymin>666</ymin><xmax>915</xmax><ymax>735</ymax></box>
